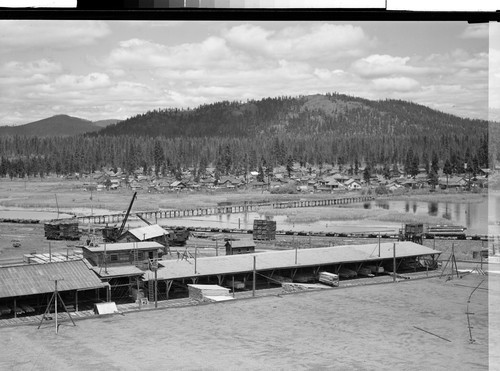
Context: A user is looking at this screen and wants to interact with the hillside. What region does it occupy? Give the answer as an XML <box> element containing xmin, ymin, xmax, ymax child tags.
<box><xmin>93</xmin><ymin>119</ymin><xmax>122</xmax><ymax>128</ymax></box>
<box><xmin>0</xmin><ymin>115</ymin><xmax>101</xmax><ymax>137</ymax></box>
<box><xmin>97</xmin><ymin>93</ymin><xmax>488</xmax><ymax>138</ymax></box>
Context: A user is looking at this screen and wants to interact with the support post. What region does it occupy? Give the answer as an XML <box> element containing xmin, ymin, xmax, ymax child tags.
<box><xmin>295</xmin><ymin>243</ymin><xmax>298</xmax><ymax>265</ymax></box>
<box><xmin>253</xmin><ymin>256</ymin><xmax>256</xmax><ymax>297</ymax></box>
<box><xmin>195</xmin><ymin>246</ymin><xmax>198</xmax><ymax>274</ymax></box>
<box><xmin>378</xmin><ymin>232</ymin><xmax>381</xmax><ymax>257</ymax></box>
<box><xmin>393</xmin><ymin>243</ymin><xmax>396</xmax><ymax>283</ymax></box>
<box><xmin>232</xmin><ymin>276</ymin><xmax>235</xmax><ymax>298</ymax></box>
<box><xmin>154</xmin><ymin>268</ymin><xmax>158</xmax><ymax>309</ymax></box>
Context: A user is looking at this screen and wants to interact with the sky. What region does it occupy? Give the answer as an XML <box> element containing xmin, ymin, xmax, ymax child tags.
<box><xmin>0</xmin><ymin>20</ymin><xmax>495</xmax><ymax>126</ymax></box>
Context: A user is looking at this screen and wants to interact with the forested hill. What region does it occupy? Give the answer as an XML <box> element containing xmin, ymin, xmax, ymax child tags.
<box><xmin>97</xmin><ymin>93</ymin><xmax>488</xmax><ymax>138</ymax></box>
<box><xmin>0</xmin><ymin>115</ymin><xmax>100</xmax><ymax>137</ymax></box>
<box><xmin>0</xmin><ymin>115</ymin><xmax>121</xmax><ymax>137</ymax></box>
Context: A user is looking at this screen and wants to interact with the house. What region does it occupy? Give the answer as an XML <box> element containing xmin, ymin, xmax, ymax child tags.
<box><xmin>170</xmin><ymin>180</ymin><xmax>187</xmax><ymax>190</ymax></box>
<box><xmin>344</xmin><ymin>178</ymin><xmax>362</xmax><ymax>190</ymax></box>
<box><xmin>117</xmin><ymin>224</ymin><xmax>171</xmax><ymax>246</ymax></box>
<box><xmin>319</xmin><ymin>176</ymin><xmax>342</xmax><ymax>190</ymax></box>
<box><xmin>438</xmin><ymin>176</ymin><xmax>466</xmax><ymax>190</ymax></box>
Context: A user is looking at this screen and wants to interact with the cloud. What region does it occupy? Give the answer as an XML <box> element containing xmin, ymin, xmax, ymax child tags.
<box><xmin>350</xmin><ymin>54</ymin><xmax>432</xmax><ymax>78</ymax></box>
<box><xmin>460</xmin><ymin>24</ymin><xmax>489</xmax><ymax>39</ymax></box>
<box><xmin>105</xmin><ymin>36</ymin><xmax>242</xmax><ymax>71</ymax></box>
<box><xmin>224</xmin><ymin>23</ymin><xmax>373</xmax><ymax>61</ymax></box>
<box><xmin>0</xmin><ymin>20</ymin><xmax>110</xmax><ymax>50</ymax></box>
<box><xmin>372</xmin><ymin>77</ymin><xmax>420</xmax><ymax>92</ymax></box>
<box><xmin>0</xmin><ymin>59</ymin><xmax>62</xmax><ymax>76</ymax></box>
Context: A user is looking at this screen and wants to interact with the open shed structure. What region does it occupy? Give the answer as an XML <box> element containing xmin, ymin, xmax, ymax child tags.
<box><xmin>141</xmin><ymin>242</ymin><xmax>441</xmax><ymax>300</ymax></box>
<box><xmin>0</xmin><ymin>260</ymin><xmax>109</xmax><ymax>318</ymax></box>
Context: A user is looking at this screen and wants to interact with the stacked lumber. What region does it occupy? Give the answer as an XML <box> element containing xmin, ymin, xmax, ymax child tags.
<box><xmin>0</xmin><ymin>305</ymin><xmax>11</xmax><ymax>316</ymax></box>
<box><xmin>252</xmin><ymin>219</ymin><xmax>277</xmax><ymax>241</ymax></box>
<box><xmin>318</xmin><ymin>271</ymin><xmax>339</xmax><ymax>286</ymax></box>
<box><xmin>358</xmin><ymin>267</ymin><xmax>375</xmax><ymax>277</ymax></box>
<box><xmin>293</xmin><ymin>272</ymin><xmax>316</xmax><ymax>283</ymax></box>
<box><xmin>338</xmin><ymin>267</ymin><xmax>357</xmax><ymax>279</ymax></box>
<box><xmin>426</xmin><ymin>225</ymin><xmax>466</xmax><ymax>238</ymax></box>
<box><xmin>366</xmin><ymin>265</ymin><xmax>384</xmax><ymax>274</ymax></box>
<box><xmin>187</xmin><ymin>284</ymin><xmax>230</xmax><ymax>302</ymax></box>
<box><xmin>44</xmin><ymin>220</ymin><xmax>81</xmax><ymax>240</ymax></box>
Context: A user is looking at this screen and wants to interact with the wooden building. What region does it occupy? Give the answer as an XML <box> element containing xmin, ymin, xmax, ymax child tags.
<box><xmin>117</xmin><ymin>224</ymin><xmax>170</xmax><ymax>246</ymax></box>
<box><xmin>225</xmin><ymin>240</ymin><xmax>256</xmax><ymax>255</ymax></box>
<box><xmin>81</xmin><ymin>241</ymin><xmax>164</xmax><ymax>269</ymax></box>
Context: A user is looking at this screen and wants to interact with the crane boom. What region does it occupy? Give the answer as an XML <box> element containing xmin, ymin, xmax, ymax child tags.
<box><xmin>136</xmin><ymin>213</ymin><xmax>152</xmax><ymax>226</ymax></box>
<box><xmin>117</xmin><ymin>191</ymin><xmax>137</xmax><ymax>237</ymax></box>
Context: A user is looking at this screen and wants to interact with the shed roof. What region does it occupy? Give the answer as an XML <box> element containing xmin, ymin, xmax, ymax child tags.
<box><xmin>0</xmin><ymin>260</ymin><xmax>107</xmax><ymax>299</ymax></box>
<box><xmin>126</xmin><ymin>224</ymin><xmax>170</xmax><ymax>240</ymax></box>
<box><xmin>91</xmin><ymin>265</ymin><xmax>145</xmax><ymax>278</ymax></box>
<box><xmin>226</xmin><ymin>240</ymin><xmax>256</xmax><ymax>248</ymax></box>
<box><xmin>148</xmin><ymin>242</ymin><xmax>440</xmax><ymax>281</ymax></box>
<box><xmin>82</xmin><ymin>241</ymin><xmax>164</xmax><ymax>253</ymax></box>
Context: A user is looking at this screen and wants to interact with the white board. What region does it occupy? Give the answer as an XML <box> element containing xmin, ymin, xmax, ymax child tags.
<box><xmin>94</xmin><ymin>302</ymin><xmax>118</xmax><ymax>315</ymax></box>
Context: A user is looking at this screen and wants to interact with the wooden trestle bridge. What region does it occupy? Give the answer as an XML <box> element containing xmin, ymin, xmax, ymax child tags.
<box><xmin>77</xmin><ymin>196</ymin><xmax>375</xmax><ymax>225</ymax></box>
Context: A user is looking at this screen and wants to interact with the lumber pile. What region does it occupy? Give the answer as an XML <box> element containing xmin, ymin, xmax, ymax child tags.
<box><xmin>187</xmin><ymin>284</ymin><xmax>231</xmax><ymax>302</ymax></box>
<box><xmin>338</xmin><ymin>267</ymin><xmax>357</xmax><ymax>279</ymax></box>
<box><xmin>318</xmin><ymin>271</ymin><xmax>339</xmax><ymax>286</ymax></box>
<box><xmin>357</xmin><ymin>267</ymin><xmax>375</xmax><ymax>277</ymax></box>
<box><xmin>44</xmin><ymin>220</ymin><xmax>81</xmax><ymax>240</ymax></box>
<box><xmin>253</xmin><ymin>219</ymin><xmax>276</xmax><ymax>241</ymax></box>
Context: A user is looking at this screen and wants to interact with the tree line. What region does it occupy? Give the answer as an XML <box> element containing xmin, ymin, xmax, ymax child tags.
<box><xmin>0</xmin><ymin>131</ymin><xmax>489</xmax><ymax>181</ymax></box>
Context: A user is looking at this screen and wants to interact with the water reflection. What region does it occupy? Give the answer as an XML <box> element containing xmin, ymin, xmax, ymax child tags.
<box><xmin>412</xmin><ymin>203</ymin><xmax>417</xmax><ymax>213</ymax></box>
<box><xmin>375</xmin><ymin>201</ymin><xmax>389</xmax><ymax>210</ymax></box>
<box><xmin>428</xmin><ymin>202</ymin><xmax>438</xmax><ymax>216</ymax></box>
<box><xmin>363</xmin><ymin>202</ymin><xmax>371</xmax><ymax>209</ymax></box>
<box><xmin>405</xmin><ymin>202</ymin><xmax>410</xmax><ymax>212</ymax></box>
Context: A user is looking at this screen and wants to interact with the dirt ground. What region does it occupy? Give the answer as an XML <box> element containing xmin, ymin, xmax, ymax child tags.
<box><xmin>0</xmin><ymin>274</ymin><xmax>493</xmax><ymax>370</ymax></box>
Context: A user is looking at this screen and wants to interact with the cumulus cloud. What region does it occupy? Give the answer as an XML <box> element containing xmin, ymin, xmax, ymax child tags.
<box><xmin>224</xmin><ymin>23</ymin><xmax>373</xmax><ymax>61</ymax></box>
<box><xmin>0</xmin><ymin>21</ymin><xmax>490</xmax><ymax>124</ymax></box>
<box><xmin>372</xmin><ymin>76</ymin><xmax>420</xmax><ymax>92</ymax></box>
<box><xmin>350</xmin><ymin>54</ymin><xmax>432</xmax><ymax>78</ymax></box>
<box><xmin>460</xmin><ymin>24</ymin><xmax>489</xmax><ymax>39</ymax></box>
<box><xmin>0</xmin><ymin>20</ymin><xmax>110</xmax><ymax>50</ymax></box>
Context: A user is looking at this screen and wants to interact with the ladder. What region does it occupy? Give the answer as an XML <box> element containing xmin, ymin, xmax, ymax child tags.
<box><xmin>148</xmin><ymin>280</ymin><xmax>154</xmax><ymax>302</ymax></box>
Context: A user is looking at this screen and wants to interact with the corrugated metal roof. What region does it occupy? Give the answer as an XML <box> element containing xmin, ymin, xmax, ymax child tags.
<box><xmin>127</xmin><ymin>225</ymin><xmax>170</xmax><ymax>240</ymax></box>
<box><xmin>82</xmin><ymin>241</ymin><xmax>164</xmax><ymax>253</ymax></box>
<box><xmin>148</xmin><ymin>242</ymin><xmax>440</xmax><ymax>281</ymax></box>
<box><xmin>0</xmin><ymin>260</ymin><xmax>107</xmax><ymax>299</ymax></box>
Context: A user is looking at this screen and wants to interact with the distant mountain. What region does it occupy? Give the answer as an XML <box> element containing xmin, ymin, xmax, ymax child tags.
<box><xmin>0</xmin><ymin>115</ymin><xmax>120</xmax><ymax>137</ymax></box>
<box><xmin>96</xmin><ymin>93</ymin><xmax>488</xmax><ymax>139</ymax></box>
<box><xmin>93</xmin><ymin>119</ymin><xmax>122</xmax><ymax>128</ymax></box>
<box><xmin>0</xmin><ymin>115</ymin><xmax>99</xmax><ymax>137</ymax></box>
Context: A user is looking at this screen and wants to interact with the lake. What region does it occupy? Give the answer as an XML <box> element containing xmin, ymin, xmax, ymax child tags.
<box><xmin>154</xmin><ymin>196</ymin><xmax>494</xmax><ymax>236</ymax></box>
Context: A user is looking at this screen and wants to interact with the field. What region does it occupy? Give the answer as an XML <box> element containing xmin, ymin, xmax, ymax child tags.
<box><xmin>0</xmin><ymin>274</ymin><xmax>494</xmax><ymax>370</ymax></box>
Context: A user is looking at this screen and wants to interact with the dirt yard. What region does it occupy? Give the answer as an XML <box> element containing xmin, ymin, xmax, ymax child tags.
<box><xmin>0</xmin><ymin>274</ymin><xmax>493</xmax><ymax>370</ymax></box>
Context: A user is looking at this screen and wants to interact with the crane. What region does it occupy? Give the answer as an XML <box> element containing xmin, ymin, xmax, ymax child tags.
<box><xmin>102</xmin><ymin>192</ymin><xmax>137</xmax><ymax>242</ymax></box>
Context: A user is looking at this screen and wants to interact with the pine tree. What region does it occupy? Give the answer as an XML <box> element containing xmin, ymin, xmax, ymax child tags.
<box><xmin>286</xmin><ymin>155</ymin><xmax>294</xmax><ymax>178</ymax></box>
